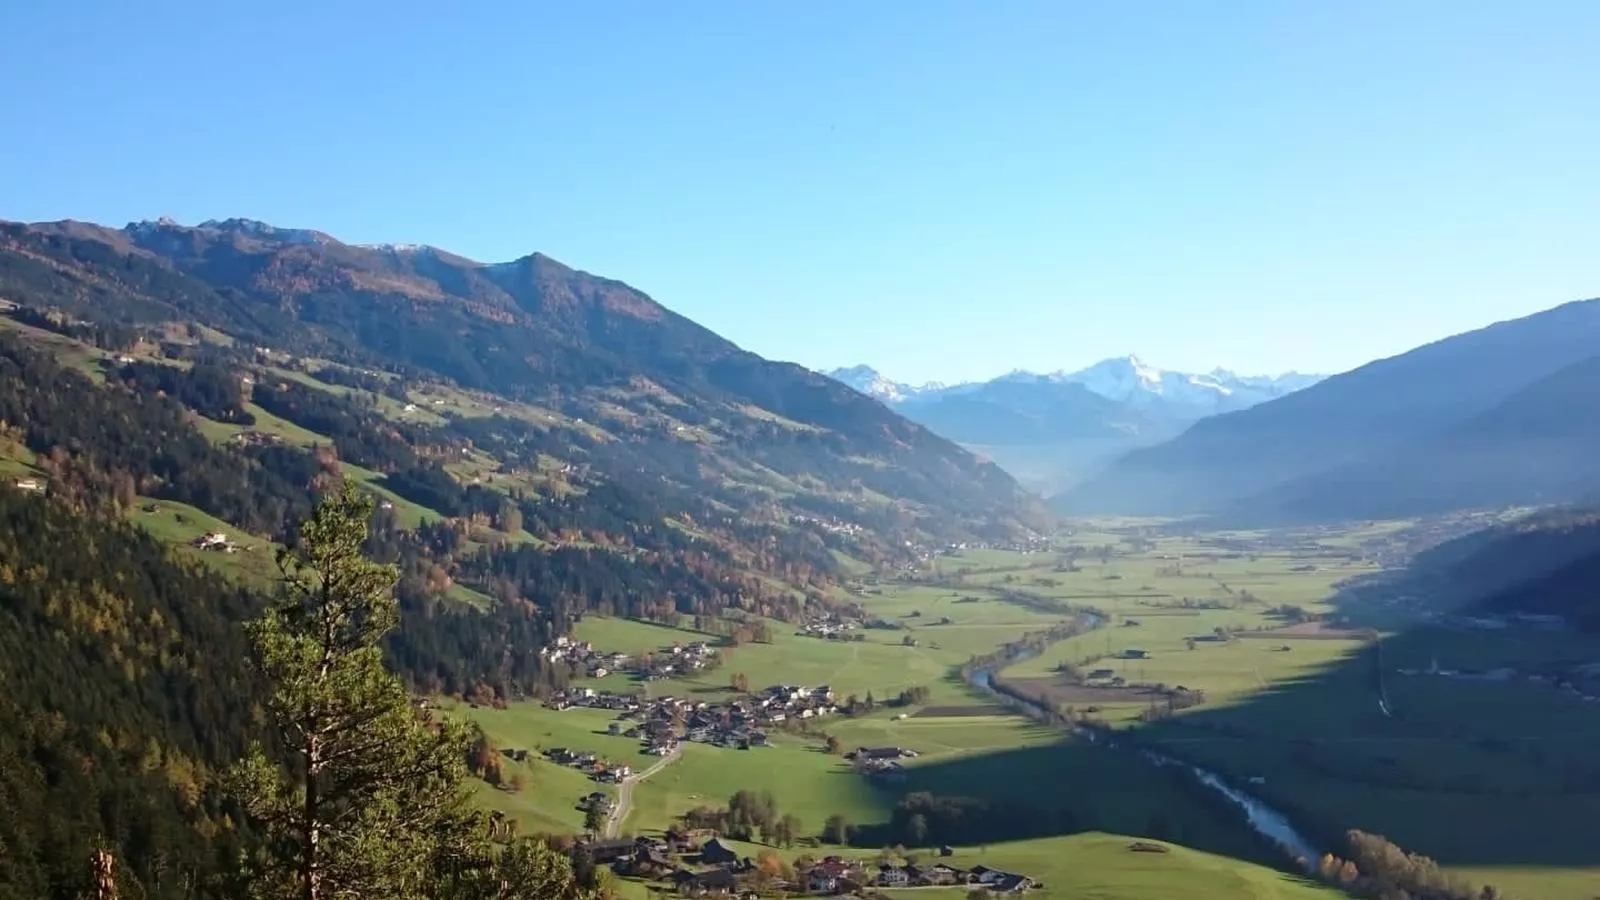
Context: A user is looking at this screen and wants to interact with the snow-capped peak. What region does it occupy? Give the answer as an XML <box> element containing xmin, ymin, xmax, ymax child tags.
<box><xmin>824</xmin><ymin>356</ymin><xmax>1323</xmax><ymax>418</ymax></box>
<box><xmin>360</xmin><ymin>242</ymin><xmax>431</xmax><ymax>255</ymax></box>
<box><xmin>824</xmin><ymin>365</ymin><xmax>948</xmax><ymax>404</ymax></box>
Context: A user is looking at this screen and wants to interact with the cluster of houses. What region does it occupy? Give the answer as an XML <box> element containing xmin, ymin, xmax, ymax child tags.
<box><xmin>797</xmin><ymin>612</ymin><xmax>862</xmax><ymax>640</ymax></box>
<box><xmin>805</xmin><ymin>857</ymin><xmax>1034</xmax><ymax>894</ymax></box>
<box><xmin>583</xmin><ymin>835</ymin><xmax>1035</xmax><ymax>896</ymax></box>
<box><xmin>539</xmin><ymin>635</ymin><xmax>720</xmax><ymax>683</ymax></box>
<box><xmin>547</xmin><ymin>683</ymin><xmax>848</xmax><ymax>756</ymax></box>
<box><xmin>787</xmin><ymin>513</ymin><xmax>864</xmax><ymax>537</ymax></box>
<box><xmin>227</xmin><ymin>430</ymin><xmax>284</xmax><ymax>448</ymax></box>
<box><xmin>541</xmin><ymin>636</ymin><xmax>631</xmax><ymax>679</ymax></box>
<box><xmin>544</xmin><ymin>747</ymin><xmax>633</xmax><ymax>784</ymax></box>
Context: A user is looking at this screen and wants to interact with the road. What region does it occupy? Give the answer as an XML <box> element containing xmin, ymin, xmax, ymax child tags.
<box><xmin>603</xmin><ymin>744</ymin><xmax>680</xmax><ymax>838</ymax></box>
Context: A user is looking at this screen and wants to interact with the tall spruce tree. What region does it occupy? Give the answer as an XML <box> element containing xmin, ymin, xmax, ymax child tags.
<box><xmin>228</xmin><ymin>484</ymin><xmax>482</xmax><ymax>900</ymax></box>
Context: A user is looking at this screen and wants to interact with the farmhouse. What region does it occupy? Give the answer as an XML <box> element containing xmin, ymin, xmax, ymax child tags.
<box><xmin>848</xmin><ymin>746</ymin><xmax>919</xmax><ymax>761</ymax></box>
<box><xmin>697</xmin><ymin>837</ymin><xmax>740</xmax><ymax>867</ymax></box>
<box><xmin>193</xmin><ymin>532</ymin><xmax>239</xmax><ymax>553</ymax></box>
<box><xmin>671</xmin><ymin>867</ymin><xmax>737</xmax><ymax>896</ymax></box>
<box><xmin>577</xmin><ymin>838</ymin><xmax>637</xmax><ymax>864</ymax></box>
<box><xmin>806</xmin><ymin>859</ymin><xmax>858</xmax><ymax>894</ymax></box>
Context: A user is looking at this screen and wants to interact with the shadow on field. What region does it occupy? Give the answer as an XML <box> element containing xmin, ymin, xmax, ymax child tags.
<box><xmin>848</xmin><ymin>725</ymin><xmax>1286</xmax><ymax>868</ymax></box>
<box><xmin>878</xmin><ymin>599</ymin><xmax>1600</xmax><ymax>887</ymax></box>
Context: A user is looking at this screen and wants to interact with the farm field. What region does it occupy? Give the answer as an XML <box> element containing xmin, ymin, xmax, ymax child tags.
<box><xmin>965</xmin><ymin>518</ymin><xmax>1600</xmax><ymax>900</ymax></box>
<box><xmin>446</xmin><ymin>700</ymin><xmax>654</xmax><ymax>835</ymax></box>
<box><xmin>439</xmin><ymin>517</ymin><xmax>1600</xmax><ymax>900</ymax></box>
<box><xmin>879</xmin><ymin>833</ymin><xmax>1344</xmax><ymax>900</ymax></box>
<box><xmin>470</xmin><ymin>575</ymin><xmax>1289</xmax><ymax>867</ymax></box>
<box><xmin>571</xmin><ymin>613</ymin><xmax>992</xmax><ymax>710</ymax></box>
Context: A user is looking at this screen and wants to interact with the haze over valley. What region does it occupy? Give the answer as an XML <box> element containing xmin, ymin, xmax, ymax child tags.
<box><xmin>826</xmin><ymin>358</ymin><xmax>1324</xmax><ymax>493</ymax></box>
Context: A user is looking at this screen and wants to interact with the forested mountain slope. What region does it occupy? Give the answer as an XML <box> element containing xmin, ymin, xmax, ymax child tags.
<box><xmin>0</xmin><ymin>215</ymin><xmax>1057</xmax><ymax>895</ymax></box>
<box><xmin>1363</xmin><ymin>507</ymin><xmax>1600</xmax><ymax>630</ymax></box>
<box><xmin>0</xmin><ymin>217</ymin><xmax>1046</xmax><ymax>546</ymax></box>
<box><xmin>0</xmin><ymin>485</ymin><xmax>265</xmax><ymax>897</ymax></box>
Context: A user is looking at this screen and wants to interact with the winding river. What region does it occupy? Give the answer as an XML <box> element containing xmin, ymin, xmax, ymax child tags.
<box><xmin>963</xmin><ymin>613</ymin><xmax>1321</xmax><ymax>870</ymax></box>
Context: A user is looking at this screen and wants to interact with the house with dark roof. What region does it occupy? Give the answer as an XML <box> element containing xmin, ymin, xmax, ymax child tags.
<box><xmin>848</xmin><ymin>746</ymin><xmax>918</xmax><ymax>761</ymax></box>
<box><xmin>577</xmin><ymin>838</ymin><xmax>637</xmax><ymax>864</ymax></box>
<box><xmin>672</xmin><ymin>867</ymin><xmax>737</xmax><ymax>896</ymax></box>
<box><xmin>698</xmin><ymin>837</ymin><xmax>739</xmax><ymax>867</ymax></box>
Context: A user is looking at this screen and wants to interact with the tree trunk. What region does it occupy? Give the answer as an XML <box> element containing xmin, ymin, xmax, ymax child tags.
<box><xmin>304</xmin><ymin>732</ymin><xmax>321</xmax><ymax>900</ymax></box>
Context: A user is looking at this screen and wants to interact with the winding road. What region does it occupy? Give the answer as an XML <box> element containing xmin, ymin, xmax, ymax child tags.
<box><xmin>603</xmin><ymin>744</ymin><xmax>681</xmax><ymax>838</ymax></box>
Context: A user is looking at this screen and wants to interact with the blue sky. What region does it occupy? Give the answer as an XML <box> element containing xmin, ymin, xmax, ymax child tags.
<box><xmin>3</xmin><ymin>1</ymin><xmax>1597</xmax><ymax>384</ymax></box>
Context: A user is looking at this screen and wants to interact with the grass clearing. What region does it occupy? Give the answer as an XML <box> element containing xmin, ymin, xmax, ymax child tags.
<box><xmin>127</xmin><ymin>497</ymin><xmax>282</xmax><ymax>587</ymax></box>
<box><xmin>881</xmin><ymin>833</ymin><xmax>1343</xmax><ymax>900</ymax></box>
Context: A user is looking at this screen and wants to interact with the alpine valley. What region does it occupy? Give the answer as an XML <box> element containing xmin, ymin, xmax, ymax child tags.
<box><xmin>11</xmin><ymin>215</ymin><xmax>1600</xmax><ymax>900</ymax></box>
<box><xmin>826</xmin><ymin>359</ymin><xmax>1323</xmax><ymax>493</ymax></box>
<box><xmin>0</xmin><ymin>216</ymin><xmax>1046</xmax><ymax>893</ymax></box>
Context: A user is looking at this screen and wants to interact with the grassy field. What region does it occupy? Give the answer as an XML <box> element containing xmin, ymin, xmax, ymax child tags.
<box><xmin>952</xmin><ymin>519</ymin><xmax>1600</xmax><ymax>900</ymax></box>
<box><xmin>470</xmin><ymin>593</ymin><xmax>1290</xmax><ymax>868</ymax></box>
<box><xmin>127</xmin><ymin>496</ymin><xmax>283</xmax><ymax>587</ymax></box>
<box><xmin>571</xmin><ymin>614</ymin><xmax>987</xmax><ymax>709</ymax></box>
<box><xmin>881</xmin><ymin>833</ymin><xmax>1344</xmax><ymax>900</ymax></box>
<box><xmin>446</xmin><ymin>700</ymin><xmax>653</xmax><ymax>835</ymax></box>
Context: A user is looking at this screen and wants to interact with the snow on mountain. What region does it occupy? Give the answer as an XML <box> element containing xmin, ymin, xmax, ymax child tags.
<box><xmin>1048</xmin><ymin>355</ymin><xmax>1320</xmax><ymax>415</ymax></box>
<box><xmin>823</xmin><ymin>356</ymin><xmax>1323</xmax><ymax>496</ymax></box>
<box><xmin>827</xmin><ymin>356</ymin><xmax>1321</xmax><ymax>416</ymax></box>
<box><xmin>824</xmin><ymin>365</ymin><xmax>948</xmax><ymax>405</ymax></box>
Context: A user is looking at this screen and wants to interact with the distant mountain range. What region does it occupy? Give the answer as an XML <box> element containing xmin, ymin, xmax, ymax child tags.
<box><xmin>1061</xmin><ymin>298</ymin><xmax>1600</xmax><ymax>523</ymax></box>
<box><xmin>825</xmin><ymin>358</ymin><xmax>1322</xmax><ymax>493</ymax></box>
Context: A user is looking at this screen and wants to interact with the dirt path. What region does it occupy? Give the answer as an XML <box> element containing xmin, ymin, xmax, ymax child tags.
<box><xmin>603</xmin><ymin>745</ymin><xmax>681</xmax><ymax>838</ymax></box>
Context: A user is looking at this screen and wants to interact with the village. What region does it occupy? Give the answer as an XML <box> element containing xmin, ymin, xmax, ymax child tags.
<box><xmin>540</xmin><ymin>634</ymin><xmax>721</xmax><ymax>683</ymax></box>
<box><xmin>545</xmin><ymin>681</ymin><xmax>850</xmax><ymax>759</ymax></box>
<box><xmin>580</xmin><ymin>833</ymin><xmax>1039</xmax><ymax>896</ymax></box>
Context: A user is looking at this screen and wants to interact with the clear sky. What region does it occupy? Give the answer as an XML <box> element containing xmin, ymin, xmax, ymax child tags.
<box><xmin>3</xmin><ymin>1</ymin><xmax>1598</xmax><ymax>384</ymax></box>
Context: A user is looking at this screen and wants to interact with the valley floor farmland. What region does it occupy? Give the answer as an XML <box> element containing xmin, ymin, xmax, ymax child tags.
<box><xmin>456</xmin><ymin>517</ymin><xmax>1600</xmax><ymax>900</ymax></box>
<box><xmin>971</xmin><ymin>518</ymin><xmax>1600</xmax><ymax>900</ymax></box>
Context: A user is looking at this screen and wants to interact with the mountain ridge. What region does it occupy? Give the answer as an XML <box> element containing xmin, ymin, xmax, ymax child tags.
<box><xmin>2</xmin><ymin>215</ymin><xmax>1048</xmax><ymax>549</ymax></box>
<box><xmin>827</xmin><ymin>356</ymin><xmax>1322</xmax><ymax>417</ymax></box>
<box><xmin>1062</xmin><ymin>297</ymin><xmax>1600</xmax><ymax>521</ymax></box>
<box><xmin>825</xmin><ymin>358</ymin><xmax>1323</xmax><ymax>494</ymax></box>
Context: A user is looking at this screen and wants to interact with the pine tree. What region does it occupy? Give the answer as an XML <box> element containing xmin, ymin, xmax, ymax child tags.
<box><xmin>227</xmin><ymin>484</ymin><xmax>483</xmax><ymax>900</ymax></box>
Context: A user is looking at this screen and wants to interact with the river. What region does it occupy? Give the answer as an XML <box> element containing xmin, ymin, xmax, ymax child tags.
<box><xmin>964</xmin><ymin>613</ymin><xmax>1321</xmax><ymax>870</ymax></box>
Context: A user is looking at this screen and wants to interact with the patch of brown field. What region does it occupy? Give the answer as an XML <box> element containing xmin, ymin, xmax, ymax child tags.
<box><xmin>911</xmin><ymin>704</ymin><xmax>1010</xmax><ymax>718</ymax></box>
<box><xmin>1237</xmin><ymin>622</ymin><xmax>1368</xmax><ymax>640</ymax></box>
